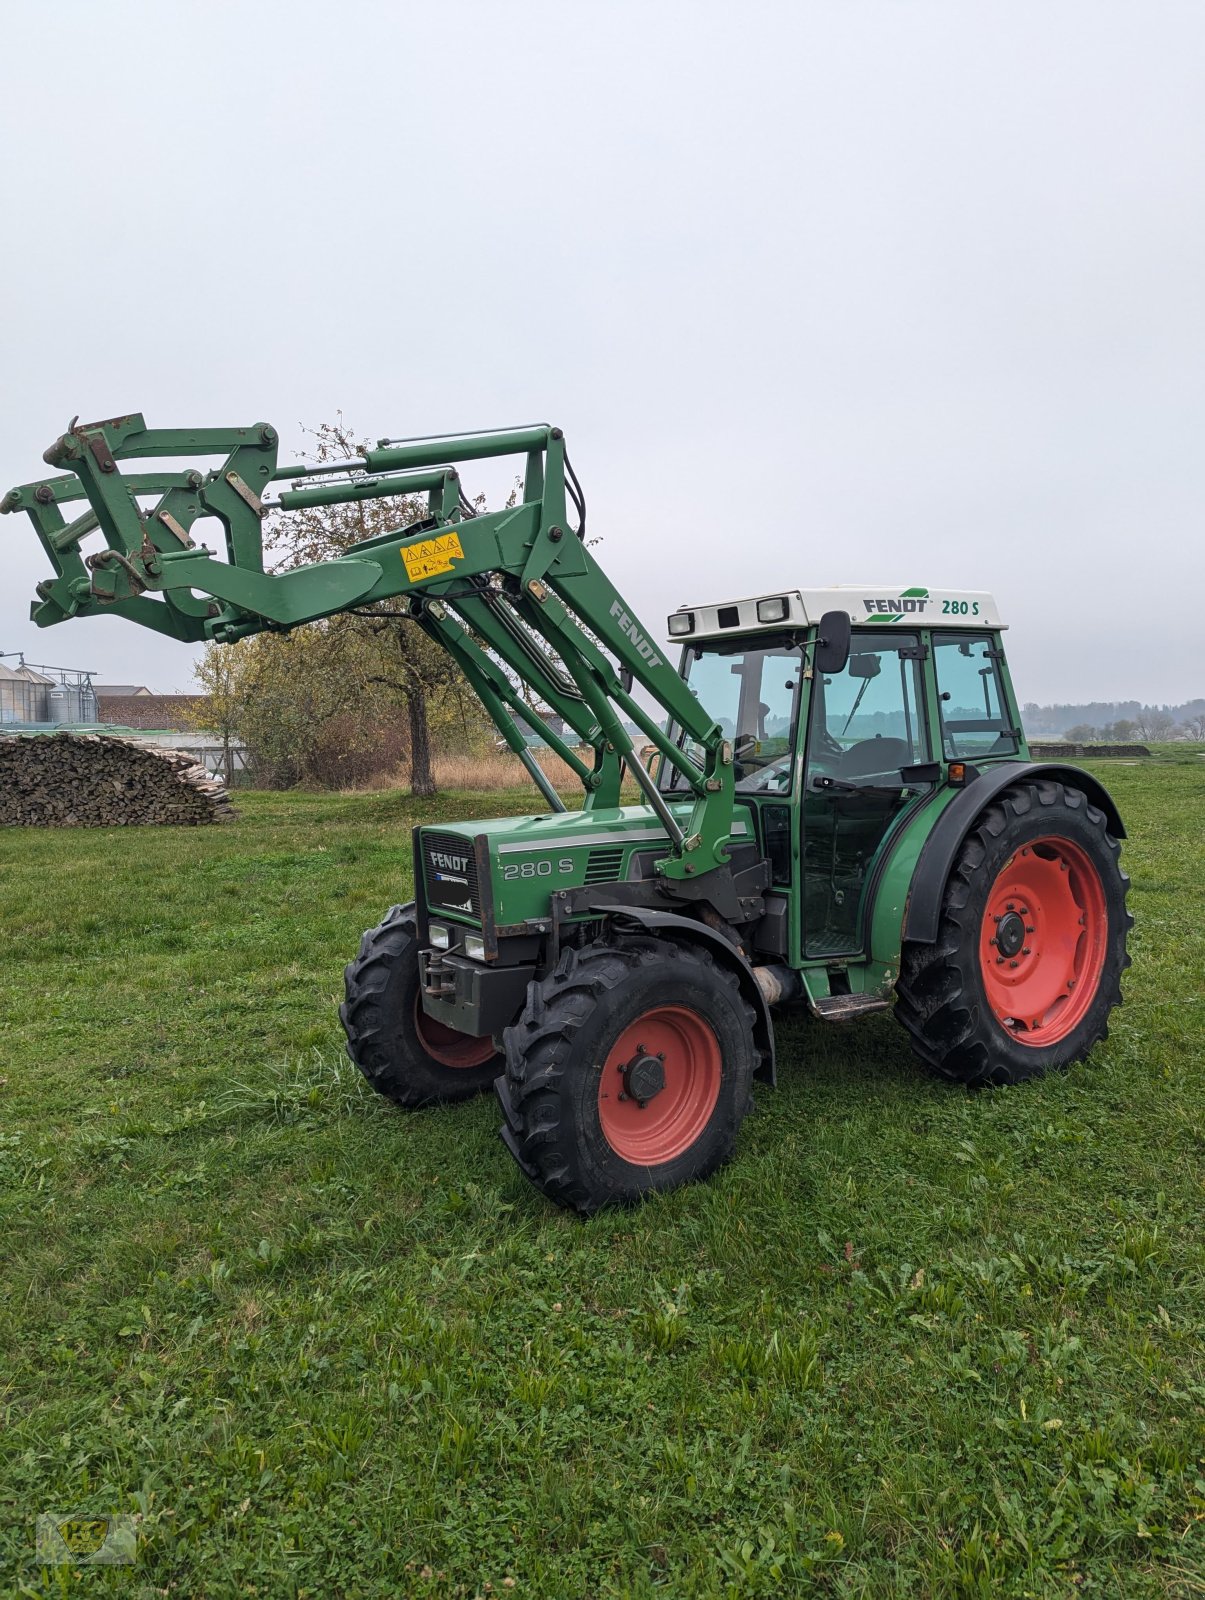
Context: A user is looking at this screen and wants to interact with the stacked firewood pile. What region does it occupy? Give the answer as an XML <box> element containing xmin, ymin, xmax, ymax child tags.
<box><xmin>0</xmin><ymin>732</ymin><xmax>236</xmax><ymax>827</ymax></box>
<box><xmin>1029</xmin><ymin>741</ymin><xmax>1152</xmax><ymax>759</ymax></box>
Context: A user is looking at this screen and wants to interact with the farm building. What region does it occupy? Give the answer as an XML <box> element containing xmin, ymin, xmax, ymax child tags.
<box><xmin>0</xmin><ymin>657</ymin><xmax>98</xmax><ymax>726</ymax></box>
<box><xmin>96</xmin><ymin>693</ymin><xmax>207</xmax><ymax>732</ymax></box>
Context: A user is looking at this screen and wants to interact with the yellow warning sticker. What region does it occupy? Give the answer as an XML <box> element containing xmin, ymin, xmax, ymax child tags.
<box><xmin>401</xmin><ymin>530</ymin><xmax>464</xmax><ymax>582</ymax></box>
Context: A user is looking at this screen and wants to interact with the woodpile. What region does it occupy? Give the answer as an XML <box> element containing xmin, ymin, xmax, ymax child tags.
<box><xmin>1029</xmin><ymin>742</ymin><xmax>1152</xmax><ymax>759</ymax></box>
<box><xmin>0</xmin><ymin>732</ymin><xmax>236</xmax><ymax>827</ymax></box>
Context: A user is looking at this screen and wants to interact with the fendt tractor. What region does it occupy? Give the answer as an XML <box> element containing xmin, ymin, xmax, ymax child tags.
<box><xmin>3</xmin><ymin>417</ymin><xmax>1133</xmax><ymax>1212</ymax></box>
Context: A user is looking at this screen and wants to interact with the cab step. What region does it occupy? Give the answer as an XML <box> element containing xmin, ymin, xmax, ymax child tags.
<box><xmin>811</xmin><ymin>993</ymin><xmax>894</xmax><ymax>1022</ymax></box>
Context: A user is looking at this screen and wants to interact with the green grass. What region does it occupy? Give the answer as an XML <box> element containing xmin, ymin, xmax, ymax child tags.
<box><xmin>1</xmin><ymin>760</ymin><xmax>1202</xmax><ymax>1597</ymax></box>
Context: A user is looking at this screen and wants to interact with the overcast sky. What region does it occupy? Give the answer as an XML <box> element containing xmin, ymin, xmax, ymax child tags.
<box><xmin>2</xmin><ymin>1</ymin><xmax>1202</xmax><ymax>706</ymax></box>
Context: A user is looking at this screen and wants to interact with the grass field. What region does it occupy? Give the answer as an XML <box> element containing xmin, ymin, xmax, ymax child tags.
<box><xmin>1</xmin><ymin>757</ymin><xmax>1202</xmax><ymax>1597</ymax></box>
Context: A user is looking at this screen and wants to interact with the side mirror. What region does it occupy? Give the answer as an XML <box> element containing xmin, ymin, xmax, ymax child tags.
<box><xmin>814</xmin><ymin>610</ymin><xmax>851</xmax><ymax>675</ymax></box>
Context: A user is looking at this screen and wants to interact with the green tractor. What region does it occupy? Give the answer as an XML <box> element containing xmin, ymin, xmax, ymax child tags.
<box><xmin>4</xmin><ymin>417</ymin><xmax>1133</xmax><ymax>1213</ymax></box>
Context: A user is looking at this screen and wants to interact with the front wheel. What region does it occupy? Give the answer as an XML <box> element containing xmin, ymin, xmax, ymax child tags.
<box><xmin>340</xmin><ymin>905</ymin><xmax>500</xmax><ymax>1107</ymax></box>
<box><xmin>895</xmin><ymin>779</ymin><xmax>1133</xmax><ymax>1087</ymax></box>
<box><xmin>497</xmin><ymin>937</ymin><xmax>757</xmax><ymax>1214</ymax></box>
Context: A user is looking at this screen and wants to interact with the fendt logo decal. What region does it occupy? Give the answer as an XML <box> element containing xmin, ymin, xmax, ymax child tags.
<box><xmin>430</xmin><ymin>850</ymin><xmax>469</xmax><ymax>874</ymax></box>
<box><xmin>609</xmin><ymin>601</ymin><xmax>663</xmax><ymax>668</ymax></box>
<box><xmin>863</xmin><ymin>587</ymin><xmax>930</xmax><ymax>622</ymax></box>
<box><xmin>862</xmin><ymin>587</ymin><xmax>983</xmax><ymax>623</ymax></box>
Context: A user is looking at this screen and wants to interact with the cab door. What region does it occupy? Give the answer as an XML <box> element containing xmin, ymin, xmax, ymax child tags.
<box><xmin>801</xmin><ymin>630</ymin><xmax>932</xmax><ymax>958</ymax></box>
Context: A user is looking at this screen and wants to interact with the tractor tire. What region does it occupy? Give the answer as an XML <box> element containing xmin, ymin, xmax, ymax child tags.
<box><xmin>340</xmin><ymin>904</ymin><xmax>500</xmax><ymax>1108</ymax></box>
<box><xmin>895</xmin><ymin>778</ymin><xmax>1132</xmax><ymax>1087</ymax></box>
<box><xmin>496</xmin><ymin>936</ymin><xmax>757</xmax><ymax>1214</ymax></box>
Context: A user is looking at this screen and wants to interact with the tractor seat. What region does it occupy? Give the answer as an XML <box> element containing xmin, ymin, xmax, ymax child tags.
<box><xmin>837</xmin><ymin>736</ymin><xmax>912</xmax><ymax>779</ymax></box>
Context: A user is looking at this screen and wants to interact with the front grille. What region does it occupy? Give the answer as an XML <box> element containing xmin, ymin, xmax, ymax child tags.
<box><xmin>422</xmin><ymin>831</ymin><xmax>479</xmax><ymax>918</ymax></box>
<box><xmin>583</xmin><ymin>845</ymin><xmax>625</xmax><ymax>884</ymax></box>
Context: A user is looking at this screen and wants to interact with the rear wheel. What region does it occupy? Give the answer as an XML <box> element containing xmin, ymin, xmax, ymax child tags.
<box><xmin>497</xmin><ymin>937</ymin><xmax>757</xmax><ymax>1214</ymax></box>
<box><xmin>895</xmin><ymin>779</ymin><xmax>1132</xmax><ymax>1086</ymax></box>
<box><xmin>340</xmin><ymin>905</ymin><xmax>500</xmax><ymax>1107</ymax></box>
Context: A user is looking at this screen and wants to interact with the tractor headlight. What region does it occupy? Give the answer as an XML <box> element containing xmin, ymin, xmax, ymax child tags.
<box><xmin>667</xmin><ymin>611</ymin><xmax>694</xmax><ymax>636</ymax></box>
<box><xmin>463</xmin><ymin>934</ymin><xmax>487</xmax><ymax>962</ymax></box>
<box><xmin>428</xmin><ymin>923</ymin><xmax>451</xmax><ymax>951</ymax></box>
<box><xmin>757</xmin><ymin>596</ymin><xmax>790</xmax><ymax>623</ymax></box>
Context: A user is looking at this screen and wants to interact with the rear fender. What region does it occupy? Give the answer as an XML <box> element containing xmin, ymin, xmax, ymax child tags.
<box><xmin>901</xmin><ymin>761</ymin><xmax>1126</xmax><ymax>946</ymax></box>
<box><xmin>588</xmin><ymin>902</ymin><xmax>776</xmax><ymax>1086</ymax></box>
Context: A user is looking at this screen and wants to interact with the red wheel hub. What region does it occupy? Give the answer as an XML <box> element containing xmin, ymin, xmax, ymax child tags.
<box><xmin>979</xmin><ymin>836</ymin><xmax>1108</xmax><ymax>1046</ymax></box>
<box><xmin>597</xmin><ymin>1005</ymin><xmax>722</xmax><ymax>1165</ymax></box>
<box><xmin>413</xmin><ymin>996</ymin><xmax>496</xmax><ymax>1069</ymax></box>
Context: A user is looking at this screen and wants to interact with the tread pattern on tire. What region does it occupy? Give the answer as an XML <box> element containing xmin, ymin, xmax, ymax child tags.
<box><xmin>895</xmin><ymin>779</ymin><xmax>1133</xmax><ymax>1088</ymax></box>
<box><xmin>498</xmin><ymin>935</ymin><xmax>756</xmax><ymax>1214</ymax></box>
<box><xmin>340</xmin><ymin>903</ymin><xmax>498</xmax><ymax>1107</ymax></box>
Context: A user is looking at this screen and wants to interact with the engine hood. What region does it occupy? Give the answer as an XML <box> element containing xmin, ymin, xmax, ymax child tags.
<box><xmin>417</xmin><ymin>803</ymin><xmax>757</xmax><ymax>928</ymax></box>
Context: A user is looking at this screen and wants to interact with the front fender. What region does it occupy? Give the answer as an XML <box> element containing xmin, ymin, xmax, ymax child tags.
<box><xmin>587</xmin><ymin>902</ymin><xmax>776</xmax><ymax>1086</ymax></box>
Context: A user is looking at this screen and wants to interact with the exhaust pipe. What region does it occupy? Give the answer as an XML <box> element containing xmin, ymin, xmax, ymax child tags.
<box><xmin>752</xmin><ymin>964</ymin><xmax>804</xmax><ymax>1007</ymax></box>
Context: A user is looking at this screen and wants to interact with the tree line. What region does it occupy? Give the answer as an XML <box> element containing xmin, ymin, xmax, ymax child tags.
<box><xmin>1022</xmin><ymin>700</ymin><xmax>1205</xmax><ymax>743</ymax></box>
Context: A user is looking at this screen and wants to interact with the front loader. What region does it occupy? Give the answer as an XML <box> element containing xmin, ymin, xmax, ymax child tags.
<box><xmin>3</xmin><ymin>416</ymin><xmax>1133</xmax><ymax>1212</ymax></box>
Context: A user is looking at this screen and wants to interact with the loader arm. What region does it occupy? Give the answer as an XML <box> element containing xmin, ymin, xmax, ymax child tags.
<box><xmin>2</xmin><ymin>415</ymin><xmax>735</xmax><ymax>879</ymax></box>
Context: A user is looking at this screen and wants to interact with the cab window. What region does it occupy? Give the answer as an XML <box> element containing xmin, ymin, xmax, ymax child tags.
<box><xmin>805</xmin><ymin>632</ymin><xmax>928</xmax><ymax>782</ymax></box>
<box><xmin>933</xmin><ymin>633</ymin><xmax>1018</xmax><ymax>759</ymax></box>
<box><xmin>664</xmin><ymin>642</ymin><xmax>801</xmax><ymax>794</ymax></box>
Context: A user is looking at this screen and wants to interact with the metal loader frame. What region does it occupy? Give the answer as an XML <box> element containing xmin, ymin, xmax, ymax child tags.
<box><xmin>3</xmin><ymin>416</ymin><xmax>739</xmax><ymax>882</ymax></box>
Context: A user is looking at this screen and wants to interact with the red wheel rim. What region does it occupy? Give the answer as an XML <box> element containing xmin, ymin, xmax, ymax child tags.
<box><xmin>413</xmin><ymin>996</ymin><xmax>496</xmax><ymax>1069</ymax></box>
<box><xmin>979</xmin><ymin>835</ymin><xmax>1109</xmax><ymax>1047</ymax></box>
<box><xmin>597</xmin><ymin>1005</ymin><xmax>723</xmax><ymax>1166</ymax></box>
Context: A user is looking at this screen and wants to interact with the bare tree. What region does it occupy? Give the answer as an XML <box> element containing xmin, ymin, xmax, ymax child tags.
<box><xmin>190</xmin><ymin>646</ymin><xmax>241</xmax><ymax>784</ymax></box>
<box><xmin>1134</xmin><ymin>706</ymin><xmax>1176</xmax><ymax>741</ymax></box>
<box><xmin>266</xmin><ymin>418</ymin><xmax>479</xmax><ymax>797</ymax></box>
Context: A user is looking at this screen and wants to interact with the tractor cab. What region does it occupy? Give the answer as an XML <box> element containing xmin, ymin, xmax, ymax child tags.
<box><xmin>663</xmin><ymin>588</ymin><xmax>1023</xmax><ymax>969</ymax></box>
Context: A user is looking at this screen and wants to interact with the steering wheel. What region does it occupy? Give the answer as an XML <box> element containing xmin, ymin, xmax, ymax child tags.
<box><xmin>741</xmin><ymin>752</ymin><xmax>793</xmax><ymax>792</ymax></box>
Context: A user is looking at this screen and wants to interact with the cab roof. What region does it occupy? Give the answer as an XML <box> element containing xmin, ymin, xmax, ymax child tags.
<box><xmin>669</xmin><ymin>586</ymin><xmax>1003</xmax><ymax>641</ymax></box>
